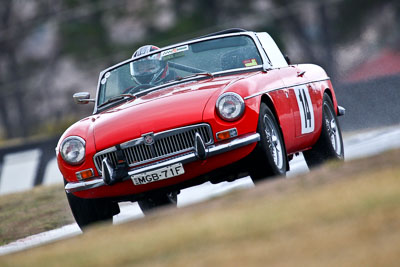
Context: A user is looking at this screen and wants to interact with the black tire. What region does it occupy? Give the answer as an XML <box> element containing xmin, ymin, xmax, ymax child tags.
<box><xmin>65</xmin><ymin>190</ymin><xmax>120</xmax><ymax>230</ymax></box>
<box><xmin>303</xmin><ymin>93</ymin><xmax>344</xmax><ymax>168</ymax></box>
<box><xmin>138</xmin><ymin>192</ymin><xmax>178</xmax><ymax>215</ymax></box>
<box><xmin>250</xmin><ymin>103</ymin><xmax>287</xmax><ymax>182</ymax></box>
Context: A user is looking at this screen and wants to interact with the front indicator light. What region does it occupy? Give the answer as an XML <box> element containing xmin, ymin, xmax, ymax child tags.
<box><xmin>76</xmin><ymin>169</ymin><xmax>94</xmax><ymax>180</ymax></box>
<box><xmin>216</xmin><ymin>128</ymin><xmax>238</xmax><ymax>141</ymax></box>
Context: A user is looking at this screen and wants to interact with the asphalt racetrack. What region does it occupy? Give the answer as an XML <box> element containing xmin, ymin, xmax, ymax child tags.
<box><xmin>1</xmin><ymin>125</ymin><xmax>400</xmax><ymax>255</ymax></box>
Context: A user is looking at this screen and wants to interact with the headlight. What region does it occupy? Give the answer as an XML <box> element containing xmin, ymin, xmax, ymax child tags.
<box><xmin>60</xmin><ymin>136</ymin><xmax>86</xmax><ymax>165</ymax></box>
<box><xmin>216</xmin><ymin>92</ymin><xmax>245</xmax><ymax>121</ymax></box>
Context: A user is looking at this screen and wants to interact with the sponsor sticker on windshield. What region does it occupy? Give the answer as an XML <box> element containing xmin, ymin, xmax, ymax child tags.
<box><xmin>243</xmin><ymin>58</ymin><xmax>258</xmax><ymax>67</ymax></box>
<box><xmin>161</xmin><ymin>45</ymin><xmax>189</xmax><ymax>60</ymax></box>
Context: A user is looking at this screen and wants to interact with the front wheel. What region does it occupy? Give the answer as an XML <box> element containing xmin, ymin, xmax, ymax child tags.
<box><xmin>250</xmin><ymin>103</ymin><xmax>287</xmax><ymax>182</ymax></box>
<box><xmin>303</xmin><ymin>93</ymin><xmax>344</xmax><ymax>168</ymax></box>
<box><xmin>65</xmin><ymin>188</ymin><xmax>120</xmax><ymax>230</ymax></box>
<box><xmin>138</xmin><ymin>192</ymin><xmax>178</xmax><ymax>215</ymax></box>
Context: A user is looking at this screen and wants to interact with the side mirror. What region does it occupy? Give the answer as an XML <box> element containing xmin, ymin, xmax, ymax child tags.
<box><xmin>284</xmin><ymin>54</ymin><xmax>291</xmax><ymax>65</ymax></box>
<box><xmin>73</xmin><ymin>92</ymin><xmax>95</xmax><ymax>105</ymax></box>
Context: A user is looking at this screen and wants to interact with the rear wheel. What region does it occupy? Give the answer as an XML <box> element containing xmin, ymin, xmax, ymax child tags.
<box><xmin>250</xmin><ymin>103</ymin><xmax>287</xmax><ymax>182</ymax></box>
<box><xmin>65</xmin><ymin>185</ymin><xmax>120</xmax><ymax>230</ymax></box>
<box><xmin>303</xmin><ymin>93</ymin><xmax>344</xmax><ymax>168</ymax></box>
<box><xmin>138</xmin><ymin>192</ymin><xmax>178</xmax><ymax>215</ymax></box>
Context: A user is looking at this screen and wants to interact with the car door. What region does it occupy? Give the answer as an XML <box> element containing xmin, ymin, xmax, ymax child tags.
<box><xmin>278</xmin><ymin>65</ymin><xmax>319</xmax><ymax>151</ymax></box>
<box><xmin>255</xmin><ymin>32</ymin><xmax>319</xmax><ymax>152</ymax></box>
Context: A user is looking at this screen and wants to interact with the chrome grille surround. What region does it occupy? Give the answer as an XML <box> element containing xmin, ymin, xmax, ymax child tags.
<box><xmin>93</xmin><ymin>123</ymin><xmax>213</xmax><ymax>174</ymax></box>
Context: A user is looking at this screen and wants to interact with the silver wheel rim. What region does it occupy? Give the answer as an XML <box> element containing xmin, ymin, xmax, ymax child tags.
<box><xmin>263</xmin><ymin>114</ymin><xmax>284</xmax><ymax>169</ymax></box>
<box><xmin>324</xmin><ymin>103</ymin><xmax>342</xmax><ymax>155</ymax></box>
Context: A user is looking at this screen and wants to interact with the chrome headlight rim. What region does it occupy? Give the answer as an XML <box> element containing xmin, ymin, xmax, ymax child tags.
<box><xmin>60</xmin><ymin>136</ymin><xmax>86</xmax><ymax>165</ymax></box>
<box><xmin>216</xmin><ymin>92</ymin><xmax>245</xmax><ymax>122</ymax></box>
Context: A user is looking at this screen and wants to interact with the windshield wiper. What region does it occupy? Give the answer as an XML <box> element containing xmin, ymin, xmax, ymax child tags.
<box><xmin>175</xmin><ymin>72</ymin><xmax>214</xmax><ymax>81</ymax></box>
<box><xmin>97</xmin><ymin>94</ymin><xmax>136</xmax><ymax>109</ymax></box>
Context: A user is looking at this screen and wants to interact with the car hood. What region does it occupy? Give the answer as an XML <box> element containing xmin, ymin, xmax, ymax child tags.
<box><xmin>91</xmin><ymin>74</ymin><xmax>251</xmax><ymax>151</ymax></box>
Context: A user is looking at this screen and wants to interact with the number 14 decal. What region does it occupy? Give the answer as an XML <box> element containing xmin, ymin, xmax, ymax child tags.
<box><xmin>294</xmin><ymin>85</ymin><xmax>315</xmax><ymax>134</ymax></box>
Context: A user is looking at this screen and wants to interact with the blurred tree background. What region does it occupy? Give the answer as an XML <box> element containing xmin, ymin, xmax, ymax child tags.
<box><xmin>0</xmin><ymin>0</ymin><xmax>398</xmax><ymax>139</ymax></box>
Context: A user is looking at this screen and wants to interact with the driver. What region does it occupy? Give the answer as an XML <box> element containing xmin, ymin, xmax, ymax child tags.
<box><xmin>130</xmin><ymin>45</ymin><xmax>175</xmax><ymax>85</ymax></box>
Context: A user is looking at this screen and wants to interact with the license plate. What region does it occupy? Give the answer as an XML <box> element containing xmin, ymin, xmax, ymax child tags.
<box><xmin>131</xmin><ymin>163</ymin><xmax>185</xmax><ymax>185</ymax></box>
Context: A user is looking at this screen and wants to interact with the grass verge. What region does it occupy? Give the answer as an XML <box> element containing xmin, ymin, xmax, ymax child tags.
<box><xmin>1</xmin><ymin>149</ymin><xmax>400</xmax><ymax>266</ymax></box>
<box><xmin>0</xmin><ymin>184</ymin><xmax>74</xmax><ymax>245</ymax></box>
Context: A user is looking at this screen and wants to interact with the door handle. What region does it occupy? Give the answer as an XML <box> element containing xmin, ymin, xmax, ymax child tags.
<box><xmin>297</xmin><ymin>70</ymin><xmax>306</xmax><ymax>77</ymax></box>
<box><xmin>284</xmin><ymin>89</ymin><xmax>289</xmax><ymax>98</ymax></box>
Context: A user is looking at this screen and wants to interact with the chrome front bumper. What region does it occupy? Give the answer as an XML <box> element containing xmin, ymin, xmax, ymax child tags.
<box><xmin>65</xmin><ymin>133</ymin><xmax>260</xmax><ymax>193</ymax></box>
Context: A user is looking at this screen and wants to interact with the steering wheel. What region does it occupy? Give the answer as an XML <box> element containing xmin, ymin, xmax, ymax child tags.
<box><xmin>123</xmin><ymin>84</ymin><xmax>153</xmax><ymax>94</ymax></box>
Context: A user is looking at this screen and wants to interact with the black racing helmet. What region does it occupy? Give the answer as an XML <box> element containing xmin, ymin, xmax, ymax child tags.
<box><xmin>130</xmin><ymin>45</ymin><xmax>168</xmax><ymax>85</ymax></box>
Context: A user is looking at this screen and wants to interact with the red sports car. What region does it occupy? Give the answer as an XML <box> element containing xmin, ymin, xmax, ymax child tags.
<box><xmin>57</xmin><ymin>29</ymin><xmax>345</xmax><ymax>228</ymax></box>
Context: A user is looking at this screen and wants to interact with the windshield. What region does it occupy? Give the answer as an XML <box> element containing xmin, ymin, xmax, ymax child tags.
<box><xmin>97</xmin><ymin>35</ymin><xmax>262</xmax><ymax>106</ymax></box>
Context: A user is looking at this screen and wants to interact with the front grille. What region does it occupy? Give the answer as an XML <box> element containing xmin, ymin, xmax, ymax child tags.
<box><xmin>93</xmin><ymin>124</ymin><xmax>213</xmax><ymax>173</ymax></box>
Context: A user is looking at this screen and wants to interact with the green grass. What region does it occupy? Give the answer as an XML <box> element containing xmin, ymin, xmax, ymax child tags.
<box><xmin>1</xmin><ymin>150</ymin><xmax>400</xmax><ymax>266</ymax></box>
